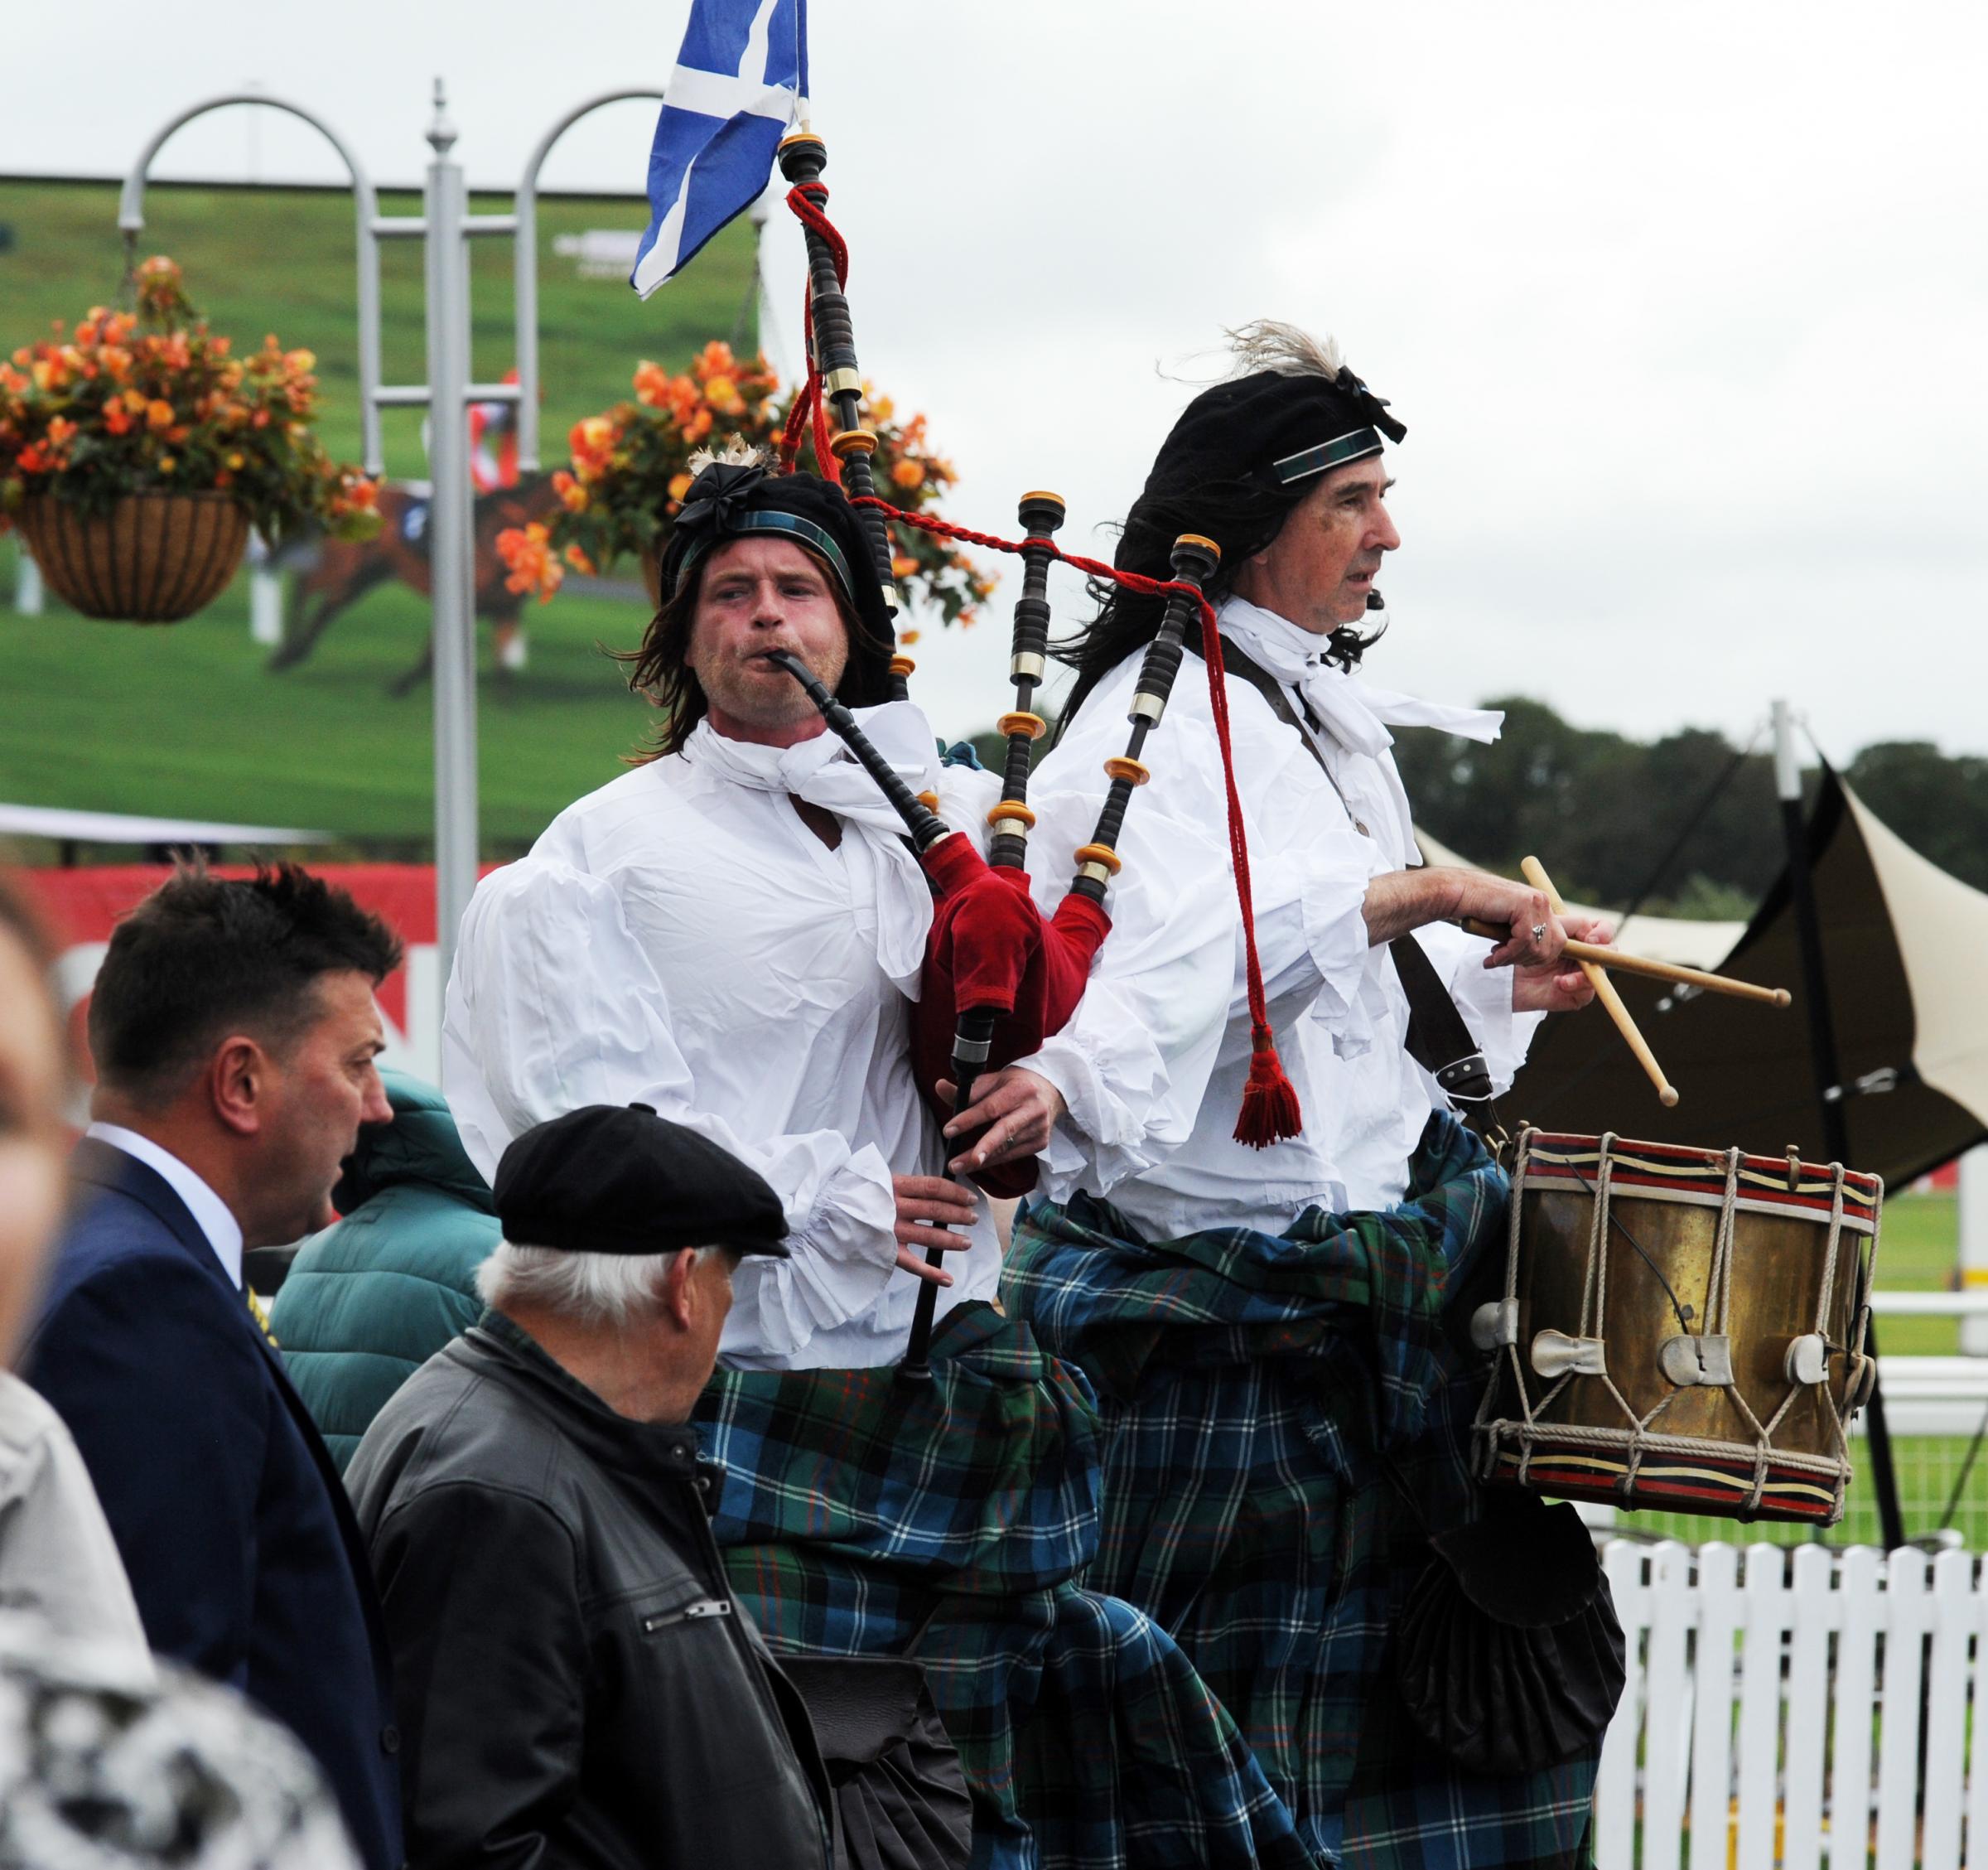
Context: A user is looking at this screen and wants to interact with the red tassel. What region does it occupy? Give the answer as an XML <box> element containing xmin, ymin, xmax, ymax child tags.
<box><xmin>1235</xmin><ymin>1028</ymin><xmax>1304</xmax><ymax>1148</ymax></box>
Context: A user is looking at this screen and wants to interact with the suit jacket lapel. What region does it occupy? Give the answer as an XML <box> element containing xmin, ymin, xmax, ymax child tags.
<box><xmin>69</xmin><ymin>1138</ymin><xmax>223</xmax><ymax>1278</ymax></box>
<box><xmin>68</xmin><ymin>1139</ymin><xmax>397</xmax><ymax>1681</ymax></box>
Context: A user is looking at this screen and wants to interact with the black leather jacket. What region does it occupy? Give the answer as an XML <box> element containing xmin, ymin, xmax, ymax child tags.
<box><xmin>345</xmin><ymin>1313</ymin><xmax>832</xmax><ymax>1870</ymax></box>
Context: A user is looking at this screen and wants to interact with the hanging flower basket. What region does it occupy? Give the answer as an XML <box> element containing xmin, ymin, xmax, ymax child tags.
<box><xmin>0</xmin><ymin>256</ymin><xmax>379</xmax><ymax>626</ymax></box>
<box><xmin>495</xmin><ymin>341</ymin><xmax>994</xmax><ymax>640</ymax></box>
<box><xmin>16</xmin><ymin>490</ymin><xmax>249</xmax><ymax>624</ymax></box>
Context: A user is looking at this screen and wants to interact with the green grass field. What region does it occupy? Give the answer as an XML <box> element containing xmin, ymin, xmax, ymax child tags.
<box><xmin>0</xmin><ymin>176</ymin><xmax>755</xmax><ymax>853</ymax></box>
<box><xmin>0</xmin><ymin>534</ymin><xmax>651</xmax><ymax>854</ymax></box>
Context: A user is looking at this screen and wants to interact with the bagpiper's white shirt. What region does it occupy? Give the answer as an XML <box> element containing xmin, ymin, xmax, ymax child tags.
<box><xmin>1019</xmin><ymin>595</ymin><xmax>1542</xmax><ymax>1237</ymax></box>
<box><xmin>443</xmin><ymin>703</ymin><xmax>1006</xmax><ymax>1371</ymax></box>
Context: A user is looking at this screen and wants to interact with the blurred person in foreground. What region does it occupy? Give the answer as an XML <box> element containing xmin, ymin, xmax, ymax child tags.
<box><xmin>345</xmin><ymin>1102</ymin><xmax>832</xmax><ymax>1870</ymax></box>
<box><xmin>0</xmin><ymin>877</ymin><xmax>145</xmax><ymax>1654</ymax></box>
<box><xmin>0</xmin><ymin>871</ymin><xmax>357</xmax><ymax>1870</ymax></box>
<box><xmin>273</xmin><ymin>1067</ymin><xmax>499</xmax><ymax>1471</ymax></box>
<box><xmin>22</xmin><ymin>863</ymin><xmax>403</xmax><ymax>1870</ymax></box>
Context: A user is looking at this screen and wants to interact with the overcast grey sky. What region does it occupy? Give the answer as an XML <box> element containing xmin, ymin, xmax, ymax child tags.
<box><xmin>9</xmin><ymin>0</ymin><xmax>1984</xmax><ymax>759</ymax></box>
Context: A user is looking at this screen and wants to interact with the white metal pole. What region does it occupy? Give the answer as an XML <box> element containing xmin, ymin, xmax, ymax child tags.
<box><xmin>247</xmin><ymin>533</ymin><xmax>282</xmax><ymax>645</ymax></box>
<box><xmin>1960</xmin><ymin>1147</ymin><xmax>1988</xmax><ymax>1355</ymax></box>
<box><xmin>423</xmin><ymin>80</ymin><xmax>479</xmax><ymax>993</ymax></box>
<box><xmin>14</xmin><ymin>550</ymin><xmax>44</xmax><ymax>616</ymax></box>
<box><xmin>513</xmin><ymin>88</ymin><xmax>665</xmax><ymax>473</ymax></box>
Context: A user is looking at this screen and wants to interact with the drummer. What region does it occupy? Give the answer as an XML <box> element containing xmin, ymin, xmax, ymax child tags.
<box><xmin>982</xmin><ymin>323</ymin><xmax>1614</xmax><ymax>1866</ymax></box>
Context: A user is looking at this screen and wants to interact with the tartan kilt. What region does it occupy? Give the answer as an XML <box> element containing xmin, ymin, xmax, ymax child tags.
<box><xmin>693</xmin><ymin>1301</ymin><xmax>1312</xmax><ymax>1870</ymax></box>
<box><xmin>1004</xmin><ymin>1114</ymin><xmax>1600</xmax><ymax>1870</ymax></box>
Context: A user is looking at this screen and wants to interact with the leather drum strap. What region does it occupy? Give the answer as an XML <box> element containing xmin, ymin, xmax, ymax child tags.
<box><xmin>1214</xmin><ymin>637</ymin><xmax>1494</xmax><ymax>1107</ymax></box>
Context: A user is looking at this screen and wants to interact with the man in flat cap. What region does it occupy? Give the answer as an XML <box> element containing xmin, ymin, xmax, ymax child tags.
<box><xmin>344</xmin><ymin>1104</ymin><xmax>833</xmax><ymax>1870</ymax></box>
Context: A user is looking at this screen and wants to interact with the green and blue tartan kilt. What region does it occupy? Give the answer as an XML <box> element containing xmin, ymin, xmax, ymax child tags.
<box><xmin>1005</xmin><ymin>1114</ymin><xmax>1599</xmax><ymax>1870</ymax></box>
<box><xmin>693</xmin><ymin>1301</ymin><xmax>1313</xmax><ymax>1870</ymax></box>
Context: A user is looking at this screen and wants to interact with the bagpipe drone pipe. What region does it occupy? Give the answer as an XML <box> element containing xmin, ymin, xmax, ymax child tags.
<box><xmin>769</xmin><ymin>133</ymin><xmax>1301</xmax><ymax>1380</ymax></box>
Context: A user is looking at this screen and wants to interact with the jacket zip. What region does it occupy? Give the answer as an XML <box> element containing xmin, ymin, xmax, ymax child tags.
<box><xmin>641</xmin><ymin>1597</ymin><xmax>732</xmax><ymax>1634</ymax></box>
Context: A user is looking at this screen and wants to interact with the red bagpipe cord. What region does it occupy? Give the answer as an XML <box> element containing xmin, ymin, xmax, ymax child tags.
<box><xmin>779</xmin><ymin>182</ymin><xmax>846</xmax><ymax>484</ymax></box>
<box><xmin>777</xmin><ymin>181</ymin><xmax>1297</xmax><ymax>1145</ymax></box>
<box><xmin>851</xmin><ymin>493</ymin><xmax>1303</xmax><ymax>1148</ymax></box>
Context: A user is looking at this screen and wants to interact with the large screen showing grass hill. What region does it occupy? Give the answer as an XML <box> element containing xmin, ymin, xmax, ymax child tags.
<box><xmin>0</xmin><ymin>176</ymin><xmax>759</xmax><ymax>858</ymax></box>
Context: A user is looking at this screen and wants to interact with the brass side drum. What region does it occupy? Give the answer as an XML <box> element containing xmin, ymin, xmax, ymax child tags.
<box><xmin>1473</xmin><ymin>1129</ymin><xmax>1882</xmax><ymax>1525</ymax></box>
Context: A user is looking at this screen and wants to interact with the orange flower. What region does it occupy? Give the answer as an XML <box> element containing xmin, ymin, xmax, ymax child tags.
<box><xmin>668</xmin><ymin>471</ymin><xmax>692</xmax><ymax>502</ymax></box>
<box><xmin>122</xmin><ymin>389</ymin><xmax>148</xmax><ymax>415</ymax></box>
<box><xmin>632</xmin><ymin>360</ymin><xmax>671</xmax><ymax>407</ymax></box>
<box><xmin>496</xmin><ymin>521</ymin><xmax>563</xmax><ymax>602</ymax></box>
<box><xmin>146</xmin><ymin>399</ymin><xmax>175</xmax><ymax>432</ymax></box>
<box><xmin>157</xmin><ymin>455</ymin><xmax>176</xmax><ymax>473</ymax></box>
<box><xmin>703</xmin><ymin>374</ymin><xmax>741</xmax><ymax>413</ymax></box>
<box><xmin>899</xmin><ymin>628</ymin><xmax>923</xmax><ymax>646</ymax></box>
<box><xmin>890</xmin><ymin>554</ymin><xmax>918</xmax><ymax>579</ymax></box>
<box><xmin>562</xmin><ymin>543</ymin><xmax>596</xmax><ymax>575</ymax></box>
<box><xmin>890</xmin><ymin>459</ymin><xmax>924</xmax><ymax>490</ymax></box>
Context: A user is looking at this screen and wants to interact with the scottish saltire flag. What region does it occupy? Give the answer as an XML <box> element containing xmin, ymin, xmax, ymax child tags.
<box><xmin>630</xmin><ymin>0</ymin><xmax>809</xmax><ymax>299</ymax></box>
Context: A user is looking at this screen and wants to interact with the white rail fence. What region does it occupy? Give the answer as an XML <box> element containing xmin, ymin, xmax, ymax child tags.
<box><xmin>1597</xmin><ymin>1540</ymin><xmax>1985</xmax><ymax>1870</ymax></box>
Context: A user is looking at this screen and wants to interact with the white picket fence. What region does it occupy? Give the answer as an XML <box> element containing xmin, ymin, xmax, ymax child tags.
<box><xmin>1596</xmin><ymin>1540</ymin><xmax>1986</xmax><ymax>1870</ymax></box>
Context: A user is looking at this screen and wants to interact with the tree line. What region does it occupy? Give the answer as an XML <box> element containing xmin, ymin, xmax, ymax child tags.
<box><xmin>1388</xmin><ymin>701</ymin><xmax>1988</xmax><ymax>915</ymax></box>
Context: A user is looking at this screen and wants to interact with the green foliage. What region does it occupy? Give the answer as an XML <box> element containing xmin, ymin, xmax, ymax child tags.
<box><xmin>1843</xmin><ymin>741</ymin><xmax>1988</xmax><ymax>892</ymax></box>
<box><xmin>1394</xmin><ymin>698</ymin><xmax>1985</xmax><ymax>912</ymax></box>
<box><xmin>1</xmin><ymin>256</ymin><xmax>379</xmax><ymax>541</ymax></box>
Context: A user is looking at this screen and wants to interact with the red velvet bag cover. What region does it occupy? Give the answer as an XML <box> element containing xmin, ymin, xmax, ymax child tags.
<box><xmin>912</xmin><ymin>837</ymin><xmax>1109</xmax><ymax>1196</ymax></box>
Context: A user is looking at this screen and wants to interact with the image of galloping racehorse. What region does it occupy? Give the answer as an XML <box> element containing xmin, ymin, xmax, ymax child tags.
<box><xmin>270</xmin><ymin>474</ymin><xmax>569</xmax><ymax>694</ymax></box>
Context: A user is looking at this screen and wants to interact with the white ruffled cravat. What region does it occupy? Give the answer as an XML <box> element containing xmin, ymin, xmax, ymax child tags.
<box><xmin>686</xmin><ymin>703</ymin><xmax>939</xmax><ymax>989</ymax></box>
<box><xmin>1218</xmin><ymin>596</ymin><xmax>1503</xmax><ymax>851</ymax></box>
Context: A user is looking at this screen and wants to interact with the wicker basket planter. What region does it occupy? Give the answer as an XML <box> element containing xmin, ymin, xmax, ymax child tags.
<box><xmin>16</xmin><ymin>490</ymin><xmax>249</xmax><ymax>625</ymax></box>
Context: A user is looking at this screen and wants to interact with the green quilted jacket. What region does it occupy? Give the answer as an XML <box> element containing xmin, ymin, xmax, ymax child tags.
<box><xmin>271</xmin><ymin>1070</ymin><xmax>499</xmax><ymax>1473</ymax></box>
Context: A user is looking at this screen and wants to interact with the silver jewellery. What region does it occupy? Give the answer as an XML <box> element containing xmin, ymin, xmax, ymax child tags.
<box><xmin>1531</xmin><ymin>923</ymin><xmax>1549</xmax><ymax>946</ymax></box>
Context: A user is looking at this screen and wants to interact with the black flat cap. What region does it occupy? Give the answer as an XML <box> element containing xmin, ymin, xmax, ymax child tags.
<box><xmin>494</xmin><ymin>1104</ymin><xmax>789</xmax><ymax>1259</ymax></box>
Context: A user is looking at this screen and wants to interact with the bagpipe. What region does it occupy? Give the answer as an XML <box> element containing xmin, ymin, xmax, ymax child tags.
<box><xmin>767</xmin><ymin>132</ymin><xmax>1301</xmax><ymax>1381</ymax></box>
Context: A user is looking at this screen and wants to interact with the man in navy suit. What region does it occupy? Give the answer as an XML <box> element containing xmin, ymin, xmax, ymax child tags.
<box><xmin>26</xmin><ymin>863</ymin><xmax>405</xmax><ymax>1870</ymax></box>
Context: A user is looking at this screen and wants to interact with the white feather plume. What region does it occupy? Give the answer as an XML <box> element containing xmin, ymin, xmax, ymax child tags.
<box><xmin>1222</xmin><ymin>321</ymin><xmax>1346</xmax><ymax>382</ymax></box>
<box><xmin>687</xmin><ymin>434</ymin><xmax>770</xmax><ymax>475</ymax></box>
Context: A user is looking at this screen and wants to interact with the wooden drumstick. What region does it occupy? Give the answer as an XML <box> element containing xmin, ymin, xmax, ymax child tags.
<box><xmin>1458</xmin><ymin>923</ymin><xmax>1791</xmax><ymax>1007</ymax></box>
<box><xmin>1520</xmin><ymin>855</ymin><xmax>1680</xmax><ymax>1109</ymax></box>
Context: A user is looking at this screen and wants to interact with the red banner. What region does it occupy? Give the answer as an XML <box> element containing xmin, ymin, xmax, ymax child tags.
<box><xmin>24</xmin><ymin>864</ymin><xmax>475</xmax><ymax>1088</ymax></box>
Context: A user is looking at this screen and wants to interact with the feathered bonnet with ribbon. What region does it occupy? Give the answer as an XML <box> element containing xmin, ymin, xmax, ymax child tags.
<box><xmin>1058</xmin><ymin>322</ymin><xmax>1407</xmax><ymax>722</ymax></box>
<box><xmin>658</xmin><ymin>451</ymin><xmax>896</xmax><ymax>709</ymax></box>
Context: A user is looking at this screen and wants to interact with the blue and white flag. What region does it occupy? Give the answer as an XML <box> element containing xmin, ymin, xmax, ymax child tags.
<box><xmin>630</xmin><ymin>0</ymin><xmax>809</xmax><ymax>299</ymax></box>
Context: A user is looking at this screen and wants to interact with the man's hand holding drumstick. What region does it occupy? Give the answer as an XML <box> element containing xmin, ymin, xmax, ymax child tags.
<box><xmin>1361</xmin><ymin>865</ymin><xmax>1609</xmax><ymax>1003</ymax></box>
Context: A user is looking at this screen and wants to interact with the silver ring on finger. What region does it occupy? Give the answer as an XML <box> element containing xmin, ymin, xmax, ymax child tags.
<box><xmin>1530</xmin><ymin>923</ymin><xmax>1548</xmax><ymax>945</ymax></box>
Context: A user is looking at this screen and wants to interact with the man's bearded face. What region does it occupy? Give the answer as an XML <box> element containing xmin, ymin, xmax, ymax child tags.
<box><xmin>1237</xmin><ymin>457</ymin><xmax>1401</xmax><ymax>634</ymax></box>
<box><xmin>684</xmin><ymin>535</ymin><xmax>852</xmax><ymax>733</ymax></box>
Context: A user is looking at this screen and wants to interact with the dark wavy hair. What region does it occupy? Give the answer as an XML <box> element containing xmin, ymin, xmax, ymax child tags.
<box><xmin>1054</xmin><ymin>466</ymin><xmax>1306</xmax><ymax>729</ymax></box>
<box><xmin>88</xmin><ymin>861</ymin><xmax>402</xmax><ymax>1108</ymax></box>
<box><xmin>615</xmin><ymin>549</ymin><xmax>889</xmax><ymax>762</ymax></box>
<box><xmin>1056</xmin><ymin>340</ymin><xmax>1400</xmax><ymax>727</ymax></box>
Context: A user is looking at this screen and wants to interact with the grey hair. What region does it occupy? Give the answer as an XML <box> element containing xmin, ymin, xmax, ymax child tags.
<box><xmin>475</xmin><ymin>1241</ymin><xmax>719</xmax><ymax>1329</ymax></box>
<box><xmin>1222</xmin><ymin>320</ymin><xmax>1346</xmax><ymax>382</ymax></box>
